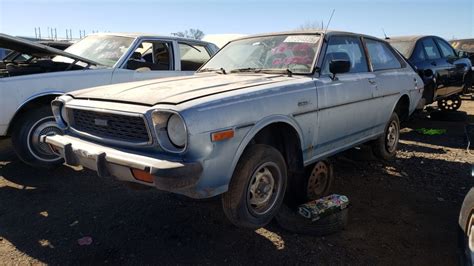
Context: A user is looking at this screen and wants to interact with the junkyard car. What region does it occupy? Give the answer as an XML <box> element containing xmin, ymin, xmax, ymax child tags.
<box><xmin>451</xmin><ymin>38</ymin><xmax>474</xmax><ymax>90</ymax></box>
<box><xmin>43</xmin><ymin>31</ymin><xmax>423</xmax><ymax>228</ymax></box>
<box><xmin>388</xmin><ymin>36</ymin><xmax>472</xmax><ymax>110</ymax></box>
<box><xmin>0</xmin><ymin>33</ymin><xmax>218</xmax><ymax>167</ymax></box>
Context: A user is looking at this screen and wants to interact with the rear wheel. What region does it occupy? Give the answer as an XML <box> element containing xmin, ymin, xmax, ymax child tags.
<box><xmin>11</xmin><ymin>106</ymin><xmax>63</xmax><ymax>168</ymax></box>
<box><xmin>371</xmin><ymin>112</ymin><xmax>400</xmax><ymax>160</ymax></box>
<box><xmin>438</xmin><ymin>95</ymin><xmax>462</xmax><ymax>111</ymax></box>
<box><xmin>222</xmin><ymin>144</ymin><xmax>287</xmax><ymax>229</ymax></box>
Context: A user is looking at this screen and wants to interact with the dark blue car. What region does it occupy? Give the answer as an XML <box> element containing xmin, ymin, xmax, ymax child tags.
<box><xmin>388</xmin><ymin>35</ymin><xmax>472</xmax><ymax>111</ymax></box>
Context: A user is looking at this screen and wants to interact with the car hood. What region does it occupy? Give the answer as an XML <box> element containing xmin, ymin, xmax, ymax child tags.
<box><xmin>0</xmin><ymin>33</ymin><xmax>100</xmax><ymax>66</ymax></box>
<box><xmin>69</xmin><ymin>73</ymin><xmax>297</xmax><ymax>106</ymax></box>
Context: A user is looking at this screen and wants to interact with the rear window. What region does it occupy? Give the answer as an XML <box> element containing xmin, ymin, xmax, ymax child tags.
<box><xmin>179</xmin><ymin>43</ymin><xmax>211</xmax><ymax>71</ymax></box>
<box><xmin>389</xmin><ymin>41</ymin><xmax>413</xmax><ymax>58</ymax></box>
<box><xmin>422</xmin><ymin>38</ymin><xmax>441</xmax><ymax>60</ymax></box>
<box><xmin>365</xmin><ymin>39</ymin><xmax>402</xmax><ymax>71</ymax></box>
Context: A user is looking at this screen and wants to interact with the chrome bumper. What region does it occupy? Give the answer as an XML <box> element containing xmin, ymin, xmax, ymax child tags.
<box><xmin>41</xmin><ymin>134</ymin><xmax>202</xmax><ymax>192</ymax></box>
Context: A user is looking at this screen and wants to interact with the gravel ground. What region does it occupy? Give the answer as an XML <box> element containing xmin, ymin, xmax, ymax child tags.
<box><xmin>1</xmin><ymin>98</ymin><xmax>473</xmax><ymax>265</ymax></box>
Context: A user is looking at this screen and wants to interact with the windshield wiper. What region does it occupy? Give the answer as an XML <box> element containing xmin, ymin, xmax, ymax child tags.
<box><xmin>199</xmin><ymin>67</ymin><xmax>227</xmax><ymax>74</ymax></box>
<box><xmin>229</xmin><ymin>67</ymin><xmax>259</xmax><ymax>73</ymax></box>
<box><xmin>230</xmin><ymin>68</ymin><xmax>293</xmax><ymax>77</ymax></box>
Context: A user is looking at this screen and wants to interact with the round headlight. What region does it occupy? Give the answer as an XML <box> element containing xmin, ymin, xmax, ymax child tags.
<box><xmin>167</xmin><ymin>114</ymin><xmax>186</xmax><ymax>148</ymax></box>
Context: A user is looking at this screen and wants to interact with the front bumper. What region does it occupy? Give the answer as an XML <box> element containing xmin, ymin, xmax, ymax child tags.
<box><xmin>41</xmin><ymin>134</ymin><xmax>202</xmax><ymax>193</ymax></box>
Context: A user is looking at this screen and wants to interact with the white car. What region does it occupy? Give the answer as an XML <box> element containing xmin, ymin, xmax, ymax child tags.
<box><xmin>0</xmin><ymin>33</ymin><xmax>218</xmax><ymax>167</ymax></box>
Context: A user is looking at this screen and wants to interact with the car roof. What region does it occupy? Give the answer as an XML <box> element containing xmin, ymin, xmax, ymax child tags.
<box><xmin>87</xmin><ymin>32</ymin><xmax>215</xmax><ymax>45</ymax></box>
<box><xmin>231</xmin><ymin>30</ymin><xmax>385</xmax><ymax>42</ymax></box>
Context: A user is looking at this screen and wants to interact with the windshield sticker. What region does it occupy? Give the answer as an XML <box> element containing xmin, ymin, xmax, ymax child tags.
<box><xmin>284</xmin><ymin>35</ymin><xmax>320</xmax><ymax>44</ymax></box>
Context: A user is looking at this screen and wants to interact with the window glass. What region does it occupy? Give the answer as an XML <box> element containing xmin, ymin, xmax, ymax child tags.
<box><xmin>200</xmin><ymin>34</ymin><xmax>321</xmax><ymax>74</ymax></box>
<box><xmin>422</xmin><ymin>38</ymin><xmax>441</xmax><ymax>60</ymax></box>
<box><xmin>365</xmin><ymin>39</ymin><xmax>402</xmax><ymax>71</ymax></box>
<box><xmin>54</xmin><ymin>35</ymin><xmax>134</xmax><ymax>67</ymax></box>
<box><xmin>412</xmin><ymin>42</ymin><xmax>426</xmax><ymax>61</ymax></box>
<box><xmin>322</xmin><ymin>36</ymin><xmax>368</xmax><ymax>74</ymax></box>
<box><xmin>435</xmin><ymin>39</ymin><xmax>455</xmax><ymax>58</ymax></box>
<box><xmin>179</xmin><ymin>43</ymin><xmax>210</xmax><ymax>71</ymax></box>
<box><xmin>126</xmin><ymin>41</ymin><xmax>172</xmax><ymax>71</ymax></box>
<box><xmin>388</xmin><ymin>41</ymin><xmax>412</xmax><ymax>58</ymax></box>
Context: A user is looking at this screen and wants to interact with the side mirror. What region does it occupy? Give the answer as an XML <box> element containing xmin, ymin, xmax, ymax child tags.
<box><xmin>329</xmin><ymin>59</ymin><xmax>351</xmax><ymax>80</ymax></box>
<box><xmin>423</xmin><ymin>69</ymin><xmax>433</xmax><ymax>78</ymax></box>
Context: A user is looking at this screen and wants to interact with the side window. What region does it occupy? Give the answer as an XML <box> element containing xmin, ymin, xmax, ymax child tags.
<box><xmin>179</xmin><ymin>43</ymin><xmax>211</xmax><ymax>71</ymax></box>
<box><xmin>126</xmin><ymin>41</ymin><xmax>172</xmax><ymax>71</ymax></box>
<box><xmin>422</xmin><ymin>38</ymin><xmax>441</xmax><ymax>60</ymax></box>
<box><xmin>435</xmin><ymin>39</ymin><xmax>455</xmax><ymax>58</ymax></box>
<box><xmin>365</xmin><ymin>39</ymin><xmax>402</xmax><ymax>71</ymax></box>
<box><xmin>322</xmin><ymin>36</ymin><xmax>368</xmax><ymax>74</ymax></box>
<box><xmin>412</xmin><ymin>42</ymin><xmax>426</xmax><ymax>61</ymax></box>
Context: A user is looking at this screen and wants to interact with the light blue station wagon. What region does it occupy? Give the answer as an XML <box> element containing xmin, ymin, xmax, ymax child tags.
<box><xmin>43</xmin><ymin>31</ymin><xmax>423</xmax><ymax>228</ymax></box>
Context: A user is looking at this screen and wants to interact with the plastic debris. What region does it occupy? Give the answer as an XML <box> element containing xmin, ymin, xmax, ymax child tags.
<box><xmin>69</xmin><ymin>221</ymin><xmax>79</xmax><ymax>227</ymax></box>
<box><xmin>77</xmin><ymin>236</ymin><xmax>93</xmax><ymax>246</ymax></box>
<box><xmin>298</xmin><ymin>194</ymin><xmax>349</xmax><ymax>221</ymax></box>
<box><xmin>415</xmin><ymin>128</ymin><xmax>447</xmax><ymax>135</ymax></box>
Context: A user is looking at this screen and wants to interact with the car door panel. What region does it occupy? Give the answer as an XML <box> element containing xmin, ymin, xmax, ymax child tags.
<box><xmin>315</xmin><ymin>72</ymin><xmax>378</xmax><ymax>156</ymax></box>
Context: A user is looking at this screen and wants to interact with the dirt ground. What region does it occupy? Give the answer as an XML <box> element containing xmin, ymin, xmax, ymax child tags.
<box><xmin>1</xmin><ymin>97</ymin><xmax>474</xmax><ymax>265</ymax></box>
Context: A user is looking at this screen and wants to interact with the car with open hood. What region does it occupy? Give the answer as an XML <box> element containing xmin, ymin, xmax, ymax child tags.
<box><xmin>388</xmin><ymin>35</ymin><xmax>472</xmax><ymax>110</ymax></box>
<box><xmin>0</xmin><ymin>33</ymin><xmax>218</xmax><ymax>167</ymax></box>
<box><xmin>42</xmin><ymin>30</ymin><xmax>423</xmax><ymax>228</ymax></box>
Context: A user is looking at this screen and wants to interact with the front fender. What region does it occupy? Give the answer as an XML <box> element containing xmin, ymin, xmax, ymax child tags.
<box><xmin>226</xmin><ymin>114</ymin><xmax>305</xmax><ymax>184</ymax></box>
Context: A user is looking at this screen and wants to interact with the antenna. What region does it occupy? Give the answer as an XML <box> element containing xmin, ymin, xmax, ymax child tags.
<box><xmin>324</xmin><ymin>9</ymin><xmax>335</xmax><ymax>35</ymax></box>
<box><xmin>382</xmin><ymin>28</ymin><xmax>390</xmax><ymax>40</ymax></box>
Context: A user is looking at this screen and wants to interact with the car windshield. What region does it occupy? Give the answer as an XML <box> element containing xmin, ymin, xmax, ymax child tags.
<box><xmin>450</xmin><ymin>40</ymin><xmax>474</xmax><ymax>53</ymax></box>
<box><xmin>389</xmin><ymin>41</ymin><xmax>414</xmax><ymax>58</ymax></box>
<box><xmin>53</xmin><ymin>35</ymin><xmax>134</xmax><ymax>67</ymax></box>
<box><xmin>199</xmin><ymin>34</ymin><xmax>321</xmax><ymax>74</ymax></box>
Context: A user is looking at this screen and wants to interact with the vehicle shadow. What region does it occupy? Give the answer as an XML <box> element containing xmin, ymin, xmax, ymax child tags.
<box><xmin>0</xmin><ymin>139</ymin><xmax>470</xmax><ymax>264</ymax></box>
<box><xmin>400</xmin><ymin>110</ymin><xmax>469</xmax><ymax>150</ymax></box>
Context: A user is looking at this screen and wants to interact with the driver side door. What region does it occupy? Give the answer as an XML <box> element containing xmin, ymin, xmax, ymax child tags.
<box><xmin>314</xmin><ymin>35</ymin><xmax>378</xmax><ymax>157</ymax></box>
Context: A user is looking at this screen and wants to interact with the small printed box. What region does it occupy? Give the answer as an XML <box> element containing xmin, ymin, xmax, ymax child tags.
<box><xmin>298</xmin><ymin>194</ymin><xmax>349</xmax><ymax>221</ymax></box>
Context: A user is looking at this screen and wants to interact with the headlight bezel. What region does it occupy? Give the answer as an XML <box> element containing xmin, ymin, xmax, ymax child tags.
<box><xmin>51</xmin><ymin>98</ymin><xmax>69</xmax><ymax>130</ymax></box>
<box><xmin>151</xmin><ymin>110</ymin><xmax>188</xmax><ymax>153</ymax></box>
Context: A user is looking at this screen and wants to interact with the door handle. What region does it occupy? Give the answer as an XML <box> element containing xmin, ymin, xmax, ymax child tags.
<box><xmin>368</xmin><ymin>78</ymin><xmax>377</xmax><ymax>85</ymax></box>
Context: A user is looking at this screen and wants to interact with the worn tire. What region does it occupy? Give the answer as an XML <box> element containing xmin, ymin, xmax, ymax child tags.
<box><xmin>11</xmin><ymin>106</ymin><xmax>63</xmax><ymax>168</ymax></box>
<box><xmin>222</xmin><ymin>144</ymin><xmax>287</xmax><ymax>229</ymax></box>
<box><xmin>275</xmin><ymin>203</ymin><xmax>348</xmax><ymax>236</ymax></box>
<box><xmin>371</xmin><ymin>112</ymin><xmax>400</xmax><ymax>160</ymax></box>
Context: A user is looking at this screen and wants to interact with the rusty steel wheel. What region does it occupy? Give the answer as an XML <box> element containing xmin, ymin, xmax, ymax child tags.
<box><xmin>306</xmin><ymin>161</ymin><xmax>333</xmax><ymax>200</ymax></box>
<box><xmin>438</xmin><ymin>95</ymin><xmax>462</xmax><ymax>111</ymax></box>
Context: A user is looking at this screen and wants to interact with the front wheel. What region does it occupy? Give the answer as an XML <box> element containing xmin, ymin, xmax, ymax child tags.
<box><xmin>11</xmin><ymin>106</ymin><xmax>64</xmax><ymax>168</ymax></box>
<box><xmin>222</xmin><ymin>144</ymin><xmax>287</xmax><ymax>229</ymax></box>
<box><xmin>371</xmin><ymin>112</ymin><xmax>400</xmax><ymax>160</ymax></box>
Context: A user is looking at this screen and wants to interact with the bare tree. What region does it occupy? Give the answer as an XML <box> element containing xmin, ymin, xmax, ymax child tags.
<box><xmin>171</xmin><ymin>29</ymin><xmax>205</xmax><ymax>40</ymax></box>
<box><xmin>297</xmin><ymin>20</ymin><xmax>324</xmax><ymax>31</ymax></box>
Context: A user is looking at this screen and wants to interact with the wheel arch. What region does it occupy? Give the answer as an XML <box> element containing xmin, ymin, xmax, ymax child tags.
<box><xmin>228</xmin><ymin>115</ymin><xmax>306</xmax><ymax>185</ymax></box>
<box><xmin>391</xmin><ymin>94</ymin><xmax>410</xmax><ymax>121</ymax></box>
<box><xmin>6</xmin><ymin>91</ymin><xmax>64</xmax><ymax>135</ymax></box>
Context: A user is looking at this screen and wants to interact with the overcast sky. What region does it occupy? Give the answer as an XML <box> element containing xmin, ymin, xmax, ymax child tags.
<box><xmin>0</xmin><ymin>0</ymin><xmax>472</xmax><ymax>40</ymax></box>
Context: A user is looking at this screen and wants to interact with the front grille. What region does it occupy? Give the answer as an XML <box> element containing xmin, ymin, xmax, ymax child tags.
<box><xmin>68</xmin><ymin>108</ymin><xmax>150</xmax><ymax>144</ymax></box>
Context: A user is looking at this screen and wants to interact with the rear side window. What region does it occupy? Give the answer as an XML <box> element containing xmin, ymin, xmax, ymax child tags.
<box><xmin>435</xmin><ymin>39</ymin><xmax>455</xmax><ymax>58</ymax></box>
<box><xmin>365</xmin><ymin>39</ymin><xmax>402</xmax><ymax>71</ymax></box>
<box><xmin>422</xmin><ymin>38</ymin><xmax>441</xmax><ymax>60</ymax></box>
<box><xmin>322</xmin><ymin>36</ymin><xmax>368</xmax><ymax>74</ymax></box>
<box><xmin>179</xmin><ymin>43</ymin><xmax>211</xmax><ymax>71</ymax></box>
<box><xmin>412</xmin><ymin>42</ymin><xmax>426</xmax><ymax>61</ymax></box>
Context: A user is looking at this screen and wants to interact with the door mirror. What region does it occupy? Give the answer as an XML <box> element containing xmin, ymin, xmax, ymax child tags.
<box><xmin>422</xmin><ymin>69</ymin><xmax>433</xmax><ymax>78</ymax></box>
<box><xmin>329</xmin><ymin>59</ymin><xmax>351</xmax><ymax>79</ymax></box>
